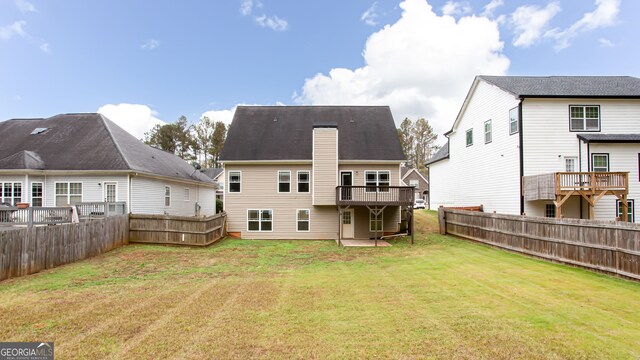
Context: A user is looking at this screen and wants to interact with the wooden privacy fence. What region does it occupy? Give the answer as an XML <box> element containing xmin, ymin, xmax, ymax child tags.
<box><xmin>0</xmin><ymin>214</ymin><xmax>129</xmax><ymax>281</ymax></box>
<box><xmin>438</xmin><ymin>208</ymin><xmax>640</xmax><ymax>280</ymax></box>
<box><xmin>129</xmin><ymin>212</ymin><xmax>226</xmax><ymax>246</ymax></box>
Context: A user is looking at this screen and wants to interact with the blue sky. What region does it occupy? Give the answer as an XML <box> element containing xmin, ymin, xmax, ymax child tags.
<box><xmin>1</xmin><ymin>0</ymin><xmax>638</xmax><ymax>138</ymax></box>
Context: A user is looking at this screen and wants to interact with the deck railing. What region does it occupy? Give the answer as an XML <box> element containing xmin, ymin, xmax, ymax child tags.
<box><xmin>336</xmin><ymin>186</ymin><xmax>414</xmax><ymax>206</ymax></box>
<box><xmin>75</xmin><ymin>201</ymin><xmax>127</xmax><ymax>219</ymax></box>
<box><xmin>555</xmin><ymin>172</ymin><xmax>628</xmax><ymax>193</ymax></box>
<box><xmin>0</xmin><ymin>202</ymin><xmax>127</xmax><ymax>227</ymax></box>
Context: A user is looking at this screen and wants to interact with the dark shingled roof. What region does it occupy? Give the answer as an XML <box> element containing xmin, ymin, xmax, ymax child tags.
<box><xmin>0</xmin><ymin>113</ymin><xmax>213</xmax><ymax>184</ymax></box>
<box><xmin>220</xmin><ymin>106</ymin><xmax>405</xmax><ymax>161</ymax></box>
<box><xmin>577</xmin><ymin>133</ymin><xmax>640</xmax><ymax>143</ymax></box>
<box><xmin>201</xmin><ymin>168</ymin><xmax>223</xmax><ymax>180</ymax></box>
<box><xmin>478</xmin><ymin>76</ymin><xmax>640</xmax><ymax>98</ymax></box>
<box><xmin>425</xmin><ymin>141</ymin><xmax>449</xmax><ymax>165</ymax></box>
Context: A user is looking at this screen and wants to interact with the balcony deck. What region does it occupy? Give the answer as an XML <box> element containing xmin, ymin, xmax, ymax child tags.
<box><xmin>336</xmin><ymin>186</ymin><xmax>415</xmax><ymax>207</ymax></box>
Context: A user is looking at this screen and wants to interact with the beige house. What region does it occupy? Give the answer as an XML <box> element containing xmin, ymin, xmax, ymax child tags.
<box><xmin>220</xmin><ymin>106</ymin><xmax>415</xmax><ymax>241</ymax></box>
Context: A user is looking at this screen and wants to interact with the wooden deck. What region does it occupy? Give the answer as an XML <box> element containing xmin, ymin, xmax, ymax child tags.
<box><xmin>336</xmin><ymin>186</ymin><xmax>414</xmax><ymax>206</ymax></box>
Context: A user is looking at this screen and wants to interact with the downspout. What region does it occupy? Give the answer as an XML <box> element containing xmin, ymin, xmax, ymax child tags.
<box><xmin>518</xmin><ymin>99</ymin><xmax>525</xmax><ymax>215</ymax></box>
<box><xmin>128</xmin><ymin>173</ymin><xmax>135</xmax><ymax>214</ymax></box>
<box><xmin>586</xmin><ymin>142</ymin><xmax>591</xmax><ymax>219</ymax></box>
<box><xmin>579</xmin><ymin>138</ymin><xmax>583</xmax><ymax>219</ymax></box>
<box><xmin>24</xmin><ymin>173</ymin><xmax>29</xmax><ymax>204</ymax></box>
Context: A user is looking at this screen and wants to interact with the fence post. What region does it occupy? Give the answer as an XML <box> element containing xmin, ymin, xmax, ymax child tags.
<box><xmin>438</xmin><ymin>206</ymin><xmax>446</xmax><ymax>235</ymax></box>
<box><xmin>28</xmin><ymin>207</ymin><xmax>33</xmax><ymax>228</ymax></box>
<box><xmin>104</xmin><ymin>201</ymin><xmax>109</xmax><ymax>217</ymax></box>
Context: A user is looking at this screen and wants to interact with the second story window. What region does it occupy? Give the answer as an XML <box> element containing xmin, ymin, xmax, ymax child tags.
<box><xmin>509</xmin><ymin>107</ymin><xmax>519</xmax><ymax>135</ymax></box>
<box><xmin>278</xmin><ymin>171</ymin><xmax>291</xmax><ymax>193</ymax></box>
<box><xmin>466</xmin><ymin>129</ymin><xmax>473</xmax><ymax>147</ymax></box>
<box><xmin>409</xmin><ymin>179</ymin><xmax>419</xmax><ymax>187</ymax></box>
<box><xmin>228</xmin><ymin>171</ymin><xmax>241</xmax><ymax>193</ymax></box>
<box><xmin>297</xmin><ymin>171</ymin><xmax>310</xmax><ymax>193</ymax></box>
<box><xmin>484</xmin><ymin>120</ymin><xmax>492</xmax><ymax>144</ymax></box>
<box><xmin>570</xmin><ymin>105</ymin><xmax>600</xmax><ymax>131</ymax></box>
<box><xmin>565</xmin><ymin>157</ymin><xmax>577</xmax><ymax>172</ymax></box>
<box><xmin>591</xmin><ymin>154</ymin><xmax>609</xmax><ymax>172</ymax></box>
<box><xmin>365</xmin><ymin>171</ymin><xmax>390</xmax><ymax>192</ymax></box>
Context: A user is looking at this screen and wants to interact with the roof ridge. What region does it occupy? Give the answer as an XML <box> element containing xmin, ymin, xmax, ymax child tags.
<box><xmin>97</xmin><ymin>113</ymin><xmax>133</xmax><ymax>170</ymax></box>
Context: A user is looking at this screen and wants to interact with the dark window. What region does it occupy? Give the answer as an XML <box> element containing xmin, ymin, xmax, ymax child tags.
<box><xmin>297</xmin><ymin>209</ymin><xmax>310</xmax><ymax>231</ymax></box>
<box><xmin>248</xmin><ymin>209</ymin><xmax>273</xmax><ymax>231</ymax></box>
<box><xmin>297</xmin><ymin>171</ymin><xmax>309</xmax><ymax>193</ymax></box>
<box><xmin>31</xmin><ymin>183</ymin><xmax>43</xmax><ymax>207</ymax></box>
<box><xmin>545</xmin><ymin>204</ymin><xmax>556</xmax><ymax>218</ymax></box>
<box><xmin>484</xmin><ymin>120</ymin><xmax>492</xmax><ymax>144</ymax></box>
<box><xmin>278</xmin><ymin>171</ymin><xmax>291</xmax><ymax>193</ymax></box>
<box><xmin>466</xmin><ymin>129</ymin><xmax>473</xmax><ymax>147</ymax></box>
<box><xmin>229</xmin><ymin>171</ymin><xmax>241</xmax><ymax>193</ymax></box>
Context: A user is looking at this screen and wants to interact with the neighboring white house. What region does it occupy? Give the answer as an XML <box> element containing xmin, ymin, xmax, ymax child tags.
<box><xmin>0</xmin><ymin>113</ymin><xmax>216</xmax><ymax>216</ymax></box>
<box><xmin>427</xmin><ymin>76</ymin><xmax>640</xmax><ymax>223</ymax></box>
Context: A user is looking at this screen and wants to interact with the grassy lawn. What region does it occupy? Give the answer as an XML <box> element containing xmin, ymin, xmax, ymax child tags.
<box><xmin>1</xmin><ymin>211</ymin><xmax>639</xmax><ymax>359</ymax></box>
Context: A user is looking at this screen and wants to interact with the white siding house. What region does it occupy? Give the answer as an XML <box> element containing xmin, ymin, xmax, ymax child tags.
<box><xmin>428</xmin><ymin>76</ymin><xmax>640</xmax><ymax>223</ymax></box>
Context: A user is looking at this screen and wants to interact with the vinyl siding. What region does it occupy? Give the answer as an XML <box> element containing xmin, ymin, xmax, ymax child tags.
<box><xmin>430</xmin><ymin>80</ymin><xmax>521</xmax><ymax>213</ymax></box>
<box><xmin>130</xmin><ymin>176</ymin><xmax>215</xmax><ymax>216</ymax></box>
<box><xmin>313</xmin><ymin>128</ymin><xmax>338</xmax><ymax>205</ymax></box>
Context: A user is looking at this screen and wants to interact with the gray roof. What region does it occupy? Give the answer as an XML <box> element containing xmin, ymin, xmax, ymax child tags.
<box><xmin>425</xmin><ymin>141</ymin><xmax>449</xmax><ymax>165</ymax></box>
<box><xmin>0</xmin><ymin>113</ymin><xmax>213</xmax><ymax>184</ymax></box>
<box><xmin>478</xmin><ymin>76</ymin><xmax>640</xmax><ymax>98</ymax></box>
<box><xmin>220</xmin><ymin>106</ymin><xmax>405</xmax><ymax>161</ymax></box>
<box><xmin>401</xmin><ymin>166</ymin><xmax>409</xmax><ymax>178</ymax></box>
<box><xmin>577</xmin><ymin>133</ymin><xmax>640</xmax><ymax>143</ymax></box>
<box><xmin>201</xmin><ymin>168</ymin><xmax>223</xmax><ymax>180</ymax></box>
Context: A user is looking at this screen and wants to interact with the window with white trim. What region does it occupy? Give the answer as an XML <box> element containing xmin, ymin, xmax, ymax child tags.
<box><xmin>409</xmin><ymin>179</ymin><xmax>419</xmax><ymax>187</ymax></box>
<box><xmin>1</xmin><ymin>182</ymin><xmax>22</xmax><ymax>206</ymax></box>
<box><xmin>591</xmin><ymin>154</ymin><xmax>609</xmax><ymax>172</ymax></box>
<box><xmin>183</xmin><ymin>188</ymin><xmax>190</xmax><ymax>201</ymax></box>
<box><xmin>247</xmin><ymin>209</ymin><xmax>273</xmax><ymax>231</ymax></box>
<box><xmin>228</xmin><ymin>171</ymin><xmax>241</xmax><ymax>193</ymax></box>
<box><xmin>545</xmin><ymin>204</ymin><xmax>556</xmax><ymax>218</ymax></box>
<box><xmin>570</xmin><ymin>105</ymin><xmax>600</xmax><ymax>131</ymax></box>
<box><xmin>365</xmin><ymin>170</ymin><xmax>390</xmax><ymax>192</ymax></box>
<box><xmin>31</xmin><ymin>182</ymin><xmax>43</xmax><ymax>207</ymax></box>
<box><xmin>617</xmin><ymin>199</ymin><xmax>635</xmax><ymax>222</ymax></box>
<box><xmin>55</xmin><ymin>182</ymin><xmax>81</xmax><ymax>206</ymax></box>
<box><xmin>297</xmin><ymin>209</ymin><xmax>310</xmax><ymax>232</ymax></box>
<box><xmin>466</xmin><ymin>129</ymin><xmax>473</xmax><ymax>147</ymax></box>
<box><xmin>565</xmin><ymin>157</ymin><xmax>577</xmax><ymax>172</ymax></box>
<box><xmin>370</xmin><ymin>211</ymin><xmax>383</xmax><ymax>232</ymax></box>
<box><xmin>484</xmin><ymin>120</ymin><xmax>492</xmax><ymax>144</ymax></box>
<box><xmin>164</xmin><ymin>186</ymin><xmax>171</xmax><ymax>206</ymax></box>
<box><xmin>297</xmin><ymin>171</ymin><xmax>310</xmax><ymax>193</ymax></box>
<box><xmin>509</xmin><ymin>107</ymin><xmax>519</xmax><ymax>135</ymax></box>
<box><xmin>278</xmin><ymin>171</ymin><xmax>291</xmax><ymax>193</ymax></box>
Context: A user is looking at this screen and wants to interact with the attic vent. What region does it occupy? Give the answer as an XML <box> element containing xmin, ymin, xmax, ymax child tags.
<box><xmin>30</xmin><ymin>127</ymin><xmax>49</xmax><ymax>135</ymax></box>
<box><xmin>273</xmin><ymin>117</ymin><xmax>278</xmax><ymax>122</ymax></box>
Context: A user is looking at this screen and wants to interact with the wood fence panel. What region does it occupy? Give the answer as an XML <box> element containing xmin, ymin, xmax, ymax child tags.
<box><xmin>129</xmin><ymin>212</ymin><xmax>226</xmax><ymax>247</ymax></box>
<box><xmin>441</xmin><ymin>209</ymin><xmax>640</xmax><ymax>280</ymax></box>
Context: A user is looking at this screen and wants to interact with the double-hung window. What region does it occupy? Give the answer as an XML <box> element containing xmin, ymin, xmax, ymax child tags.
<box><xmin>545</xmin><ymin>204</ymin><xmax>556</xmax><ymax>218</ymax></box>
<box><xmin>409</xmin><ymin>179</ymin><xmax>419</xmax><ymax>188</ymax></box>
<box><xmin>183</xmin><ymin>188</ymin><xmax>190</xmax><ymax>201</ymax></box>
<box><xmin>570</xmin><ymin>105</ymin><xmax>600</xmax><ymax>131</ymax></box>
<box><xmin>247</xmin><ymin>209</ymin><xmax>273</xmax><ymax>231</ymax></box>
<box><xmin>370</xmin><ymin>211</ymin><xmax>383</xmax><ymax>232</ymax></box>
<box><xmin>565</xmin><ymin>157</ymin><xmax>577</xmax><ymax>172</ymax></box>
<box><xmin>365</xmin><ymin>170</ymin><xmax>390</xmax><ymax>192</ymax></box>
<box><xmin>297</xmin><ymin>171</ymin><xmax>310</xmax><ymax>193</ymax></box>
<box><xmin>484</xmin><ymin>120</ymin><xmax>492</xmax><ymax>144</ymax></box>
<box><xmin>55</xmin><ymin>182</ymin><xmax>82</xmax><ymax>206</ymax></box>
<box><xmin>164</xmin><ymin>186</ymin><xmax>171</xmax><ymax>206</ymax></box>
<box><xmin>228</xmin><ymin>171</ymin><xmax>241</xmax><ymax>193</ymax></box>
<box><xmin>509</xmin><ymin>107</ymin><xmax>519</xmax><ymax>135</ymax></box>
<box><xmin>1</xmin><ymin>182</ymin><xmax>22</xmax><ymax>206</ymax></box>
<box><xmin>297</xmin><ymin>209</ymin><xmax>310</xmax><ymax>232</ymax></box>
<box><xmin>466</xmin><ymin>129</ymin><xmax>473</xmax><ymax>147</ymax></box>
<box><xmin>278</xmin><ymin>171</ymin><xmax>291</xmax><ymax>193</ymax></box>
<box><xmin>591</xmin><ymin>154</ymin><xmax>609</xmax><ymax>172</ymax></box>
<box><xmin>617</xmin><ymin>200</ymin><xmax>635</xmax><ymax>222</ymax></box>
<box><xmin>31</xmin><ymin>182</ymin><xmax>43</xmax><ymax>207</ymax></box>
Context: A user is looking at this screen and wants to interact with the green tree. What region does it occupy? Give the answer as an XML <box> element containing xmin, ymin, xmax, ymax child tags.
<box><xmin>144</xmin><ymin>116</ymin><xmax>197</xmax><ymax>161</ymax></box>
<box><xmin>193</xmin><ymin>116</ymin><xmax>214</xmax><ymax>166</ymax></box>
<box><xmin>413</xmin><ymin>118</ymin><xmax>438</xmax><ymax>173</ymax></box>
<box><xmin>208</xmin><ymin>121</ymin><xmax>228</xmax><ymax>168</ymax></box>
<box><xmin>397</xmin><ymin>117</ymin><xmax>416</xmax><ymax>167</ymax></box>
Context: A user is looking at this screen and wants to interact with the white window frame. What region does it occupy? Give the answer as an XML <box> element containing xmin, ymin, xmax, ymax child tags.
<box><xmin>364</xmin><ymin>170</ymin><xmax>391</xmax><ymax>193</ymax></box>
<box><xmin>247</xmin><ymin>209</ymin><xmax>274</xmax><ymax>232</ymax></box>
<box><xmin>1</xmin><ymin>182</ymin><xmax>23</xmax><ymax>206</ymax></box>
<box><xmin>564</xmin><ymin>157</ymin><xmax>577</xmax><ymax>172</ymax></box>
<box><xmin>409</xmin><ymin>179</ymin><xmax>419</xmax><ymax>187</ymax></box>
<box><xmin>466</xmin><ymin>129</ymin><xmax>473</xmax><ymax>147</ymax></box>
<box><xmin>183</xmin><ymin>188</ymin><xmax>190</xmax><ymax>202</ymax></box>
<box><xmin>296</xmin><ymin>209</ymin><xmax>310</xmax><ymax>232</ymax></box>
<box><xmin>228</xmin><ymin>170</ymin><xmax>242</xmax><ymax>193</ymax></box>
<box><xmin>164</xmin><ymin>186</ymin><xmax>171</xmax><ymax>207</ymax></box>
<box><xmin>591</xmin><ymin>153</ymin><xmax>609</xmax><ymax>172</ymax></box>
<box><xmin>54</xmin><ymin>181</ymin><xmax>83</xmax><ymax>206</ymax></box>
<box><xmin>369</xmin><ymin>210</ymin><xmax>383</xmax><ymax>232</ymax></box>
<box><xmin>617</xmin><ymin>199</ymin><xmax>635</xmax><ymax>222</ymax></box>
<box><xmin>484</xmin><ymin>120</ymin><xmax>492</xmax><ymax>144</ymax></box>
<box><xmin>103</xmin><ymin>181</ymin><xmax>118</xmax><ymax>203</ymax></box>
<box><xmin>509</xmin><ymin>107</ymin><xmax>519</xmax><ymax>135</ymax></box>
<box><xmin>297</xmin><ymin>170</ymin><xmax>310</xmax><ymax>193</ymax></box>
<box><xmin>570</xmin><ymin>105</ymin><xmax>600</xmax><ymax>132</ymax></box>
<box><xmin>277</xmin><ymin>170</ymin><xmax>291</xmax><ymax>193</ymax></box>
<box><xmin>31</xmin><ymin>182</ymin><xmax>43</xmax><ymax>207</ymax></box>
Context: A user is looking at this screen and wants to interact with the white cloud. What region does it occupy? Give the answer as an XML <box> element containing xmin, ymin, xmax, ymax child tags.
<box><xmin>545</xmin><ymin>0</ymin><xmax>620</xmax><ymax>50</ymax></box>
<box><xmin>598</xmin><ymin>37</ymin><xmax>615</xmax><ymax>47</ymax></box>
<box><xmin>39</xmin><ymin>42</ymin><xmax>50</xmax><ymax>53</ymax></box>
<box><xmin>240</xmin><ymin>0</ymin><xmax>254</xmax><ymax>16</ymax></box>
<box><xmin>97</xmin><ymin>103</ymin><xmax>167</xmax><ymax>139</ymax></box>
<box><xmin>442</xmin><ymin>1</ymin><xmax>472</xmax><ymax>16</ymax></box>
<box><xmin>295</xmin><ymin>0</ymin><xmax>509</xmax><ymax>138</ymax></box>
<box><xmin>15</xmin><ymin>0</ymin><xmax>36</xmax><ymax>13</ymax></box>
<box><xmin>141</xmin><ymin>39</ymin><xmax>160</xmax><ymax>50</ymax></box>
<box><xmin>481</xmin><ymin>0</ymin><xmax>503</xmax><ymax>18</ymax></box>
<box><xmin>511</xmin><ymin>2</ymin><xmax>561</xmax><ymax>48</ymax></box>
<box><xmin>254</xmin><ymin>15</ymin><xmax>288</xmax><ymax>31</ymax></box>
<box><xmin>361</xmin><ymin>2</ymin><xmax>380</xmax><ymax>26</ymax></box>
<box><xmin>200</xmin><ymin>108</ymin><xmax>236</xmax><ymax>127</ymax></box>
<box><xmin>0</xmin><ymin>21</ymin><xmax>27</xmax><ymax>40</ymax></box>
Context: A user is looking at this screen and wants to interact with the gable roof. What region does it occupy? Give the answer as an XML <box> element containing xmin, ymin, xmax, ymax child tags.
<box><xmin>425</xmin><ymin>141</ymin><xmax>449</xmax><ymax>166</ymax></box>
<box><xmin>0</xmin><ymin>113</ymin><xmax>213</xmax><ymax>184</ymax></box>
<box><xmin>478</xmin><ymin>76</ymin><xmax>640</xmax><ymax>98</ymax></box>
<box><xmin>220</xmin><ymin>106</ymin><xmax>405</xmax><ymax>161</ymax></box>
<box><xmin>401</xmin><ymin>167</ymin><xmax>428</xmax><ymax>183</ymax></box>
<box><xmin>201</xmin><ymin>168</ymin><xmax>223</xmax><ymax>180</ymax></box>
<box><xmin>577</xmin><ymin>133</ymin><xmax>640</xmax><ymax>143</ymax></box>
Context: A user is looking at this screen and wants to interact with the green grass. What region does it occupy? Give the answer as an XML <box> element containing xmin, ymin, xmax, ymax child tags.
<box><xmin>1</xmin><ymin>210</ymin><xmax>639</xmax><ymax>359</ymax></box>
